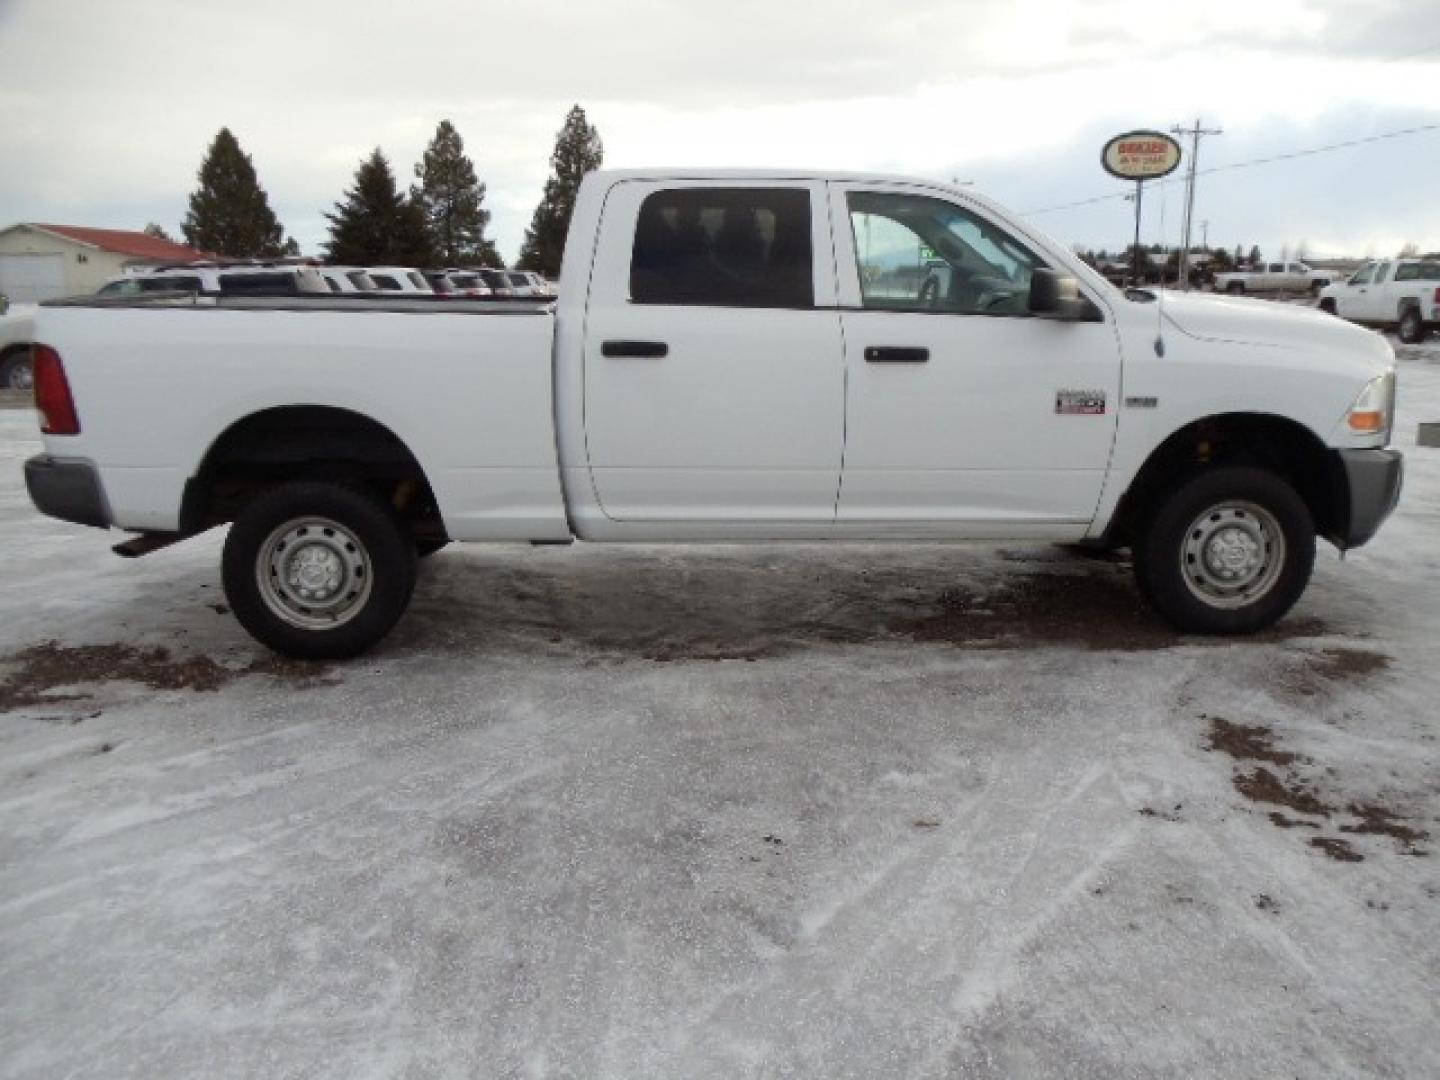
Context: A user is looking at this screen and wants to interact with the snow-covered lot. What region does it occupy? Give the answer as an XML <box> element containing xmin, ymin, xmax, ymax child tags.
<box><xmin>2</xmin><ymin>347</ymin><xmax>1439</xmax><ymax>1080</ymax></box>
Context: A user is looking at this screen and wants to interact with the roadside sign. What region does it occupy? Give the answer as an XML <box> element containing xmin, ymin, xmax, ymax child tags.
<box><xmin>1101</xmin><ymin>131</ymin><xmax>1182</xmax><ymax>181</ymax></box>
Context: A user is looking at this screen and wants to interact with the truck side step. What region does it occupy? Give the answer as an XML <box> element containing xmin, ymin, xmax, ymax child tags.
<box><xmin>112</xmin><ymin>532</ymin><xmax>183</xmax><ymax>558</ymax></box>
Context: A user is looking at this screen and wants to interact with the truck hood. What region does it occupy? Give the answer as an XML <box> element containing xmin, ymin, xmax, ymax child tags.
<box><xmin>1155</xmin><ymin>289</ymin><xmax>1385</xmax><ymax>356</ymax></box>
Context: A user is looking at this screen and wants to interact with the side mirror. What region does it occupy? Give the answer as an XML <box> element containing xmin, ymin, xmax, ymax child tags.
<box><xmin>1028</xmin><ymin>269</ymin><xmax>1092</xmax><ymax>321</ymax></box>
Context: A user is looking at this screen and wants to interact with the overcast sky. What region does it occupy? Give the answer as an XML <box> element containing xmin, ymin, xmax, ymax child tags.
<box><xmin>2</xmin><ymin>0</ymin><xmax>1437</xmax><ymax>264</ymax></box>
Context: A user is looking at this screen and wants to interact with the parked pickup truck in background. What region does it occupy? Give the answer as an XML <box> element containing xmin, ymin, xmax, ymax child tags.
<box><xmin>23</xmin><ymin>168</ymin><xmax>1403</xmax><ymax>657</ymax></box>
<box><xmin>1318</xmin><ymin>257</ymin><xmax>1440</xmax><ymax>343</ymax></box>
<box><xmin>1214</xmin><ymin>261</ymin><xmax>1332</xmax><ymax>295</ymax></box>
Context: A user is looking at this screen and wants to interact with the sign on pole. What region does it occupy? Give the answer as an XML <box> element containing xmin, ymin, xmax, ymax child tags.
<box><xmin>1101</xmin><ymin>130</ymin><xmax>1182</xmax><ymax>288</ymax></box>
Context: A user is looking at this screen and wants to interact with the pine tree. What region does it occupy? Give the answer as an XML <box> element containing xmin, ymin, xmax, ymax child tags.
<box><xmin>324</xmin><ymin>149</ymin><xmax>435</xmax><ymax>266</ymax></box>
<box><xmin>1247</xmin><ymin>244</ymin><xmax>1263</xmax><ymax>267</ymax></box>
<box><xmin>516</xmin><ymin>105</ymin><xmax>603</xmax><ymax>277</ymax></box>
<box><xmin>412</xmin><ymin>120</ymin><xmax>501</xmax><ymax>267</ymax></box>
<box><xmin>181</xmin><ymin>128</ymin><xmax>287</xmax><ymax>257</ymax></box>
<box><xmin>143</xmin><ymin>222</ymin><xmax>176</xmax><ymax>243</ymax></box>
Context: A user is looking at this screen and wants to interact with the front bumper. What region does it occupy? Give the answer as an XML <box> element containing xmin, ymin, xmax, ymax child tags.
<box><xmin>1336</xmin><ymin>448</ymin><xmax>1403</xmax><ymax>549</ymax></box>
<box><xmin>23</xmin><ymin>455</ymin><xmax>110</xmax><ymax>529</ymax></box>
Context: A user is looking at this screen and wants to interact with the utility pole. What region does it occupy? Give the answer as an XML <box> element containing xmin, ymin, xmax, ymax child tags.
<box><xmin>1171</xmin><ymin>118</ymin><xmax>1221</xmax><ymax>290</ymax></box>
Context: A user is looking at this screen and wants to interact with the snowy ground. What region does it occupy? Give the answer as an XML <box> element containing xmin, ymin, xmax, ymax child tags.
<box><xmin>2</xmin><ymin>345</ymin><xmax>1438</xmax><ymax>1080</ymax></box>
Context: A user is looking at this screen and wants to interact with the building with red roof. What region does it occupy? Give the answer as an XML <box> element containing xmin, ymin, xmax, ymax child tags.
<box><xmin>0</xmin><ymin>223</ymin><xmax>211</xmax><ymax>303</ymax></box>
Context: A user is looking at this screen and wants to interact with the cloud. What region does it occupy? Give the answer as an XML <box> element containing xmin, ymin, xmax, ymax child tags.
<box><xmin>0</xmin><ymin>0</ymin><xmax>1436</xmax><ymax>260</ymax></box>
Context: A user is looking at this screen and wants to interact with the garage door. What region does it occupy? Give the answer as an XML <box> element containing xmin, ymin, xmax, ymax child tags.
<box><xmin>0</xmin><ymin>253</ymin><xmax>66</xmax><ymax>303</ymax></box>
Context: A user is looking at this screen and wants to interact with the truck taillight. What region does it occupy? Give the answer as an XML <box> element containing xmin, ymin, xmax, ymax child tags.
<box><xmin>33</xmin><ymin>344</ymin><xmax>81</xmax><ymax>435</ymax></box>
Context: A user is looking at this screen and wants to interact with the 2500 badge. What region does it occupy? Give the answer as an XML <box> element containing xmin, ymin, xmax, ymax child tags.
<box><xmin>1055</xmin><ymin>389</ymin><xmax>1107</xmax><ymax>415</ymax></box>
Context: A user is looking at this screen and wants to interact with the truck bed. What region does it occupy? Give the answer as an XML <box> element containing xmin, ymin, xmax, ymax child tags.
<box><xmin>33</xmin><ymin>293</ymin><xmax>570</xmax><ymax>541</ymax></box>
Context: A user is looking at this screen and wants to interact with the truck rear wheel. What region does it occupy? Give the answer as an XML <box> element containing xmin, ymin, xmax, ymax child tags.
<box><xmin>1398</xmin><ymin>307</ymin><xmax>1425</xmax><ymax>344</ymax></box>
<box><xmin>1133</xmin><ymin>467</ymin><xmax>1314</xmax><ymax>635</ymax></box>
<box><xmin>222</xmin><ymin>482</ymin><xmax>417</xmax><ymax>659</ymax></box>
<box><xmin>1225</xmin><ymin>281</ymin><xmax>1245</xmax><ymax>295</ymax></box>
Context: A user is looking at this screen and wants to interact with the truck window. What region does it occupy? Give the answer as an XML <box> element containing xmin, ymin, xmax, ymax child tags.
<box><xmin>1348</xmin><ymin>264</ymin><xmax>1375</xmax><ymax>286</ymax></box>
<box><xmin>847</xmin><ymin>191</ymin><xmax>1042</xmax><ymax>316</ymax></box>
<box><xmin>218</xmin><ymin>272</ymin><xmax>297</xmax><ymax>294</ymax></box>
<box><xmin>1395</xmin><ymin>261</ymin><xmax>1440</xmax><ymax>282</ymax></box>
<box><xmin>630</xmin><ymin>187</ymin><xmax>814</xmax><ymax>308</ymax></box>
<box><xmin>1372</xmin><ymin>262</ymin><xmax>1392</xmax><ymax>284</ymax></box>
<box><xmin>370</xmin><ymin>274</ymin><xmax>400</xmax><ymax>289</ymax></box>
<box><xmin>1267</xmin><ymin>263</ymin><xmax>1284</xmax><ymax>273</ymax></box>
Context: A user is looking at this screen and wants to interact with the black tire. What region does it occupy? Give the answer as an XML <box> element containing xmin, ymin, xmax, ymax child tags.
<box><xmin>222</xmin><ymin>482</ymin><xmax>418</xmax><ymax>659</ymax></box>
<box><xmin>1310</xmin><ymin>281</ymin><xmax>1325</xmax><ymax>298</ymax></box>
<box><xmin>1318</xmin><ymin>298</ymin><xmax>1337</xmax><ymax>316</ymax></box>
<box><xmin>415</xmin><ymin>537</ymin><xmax>450</xmax><ymax>558</ymax></box>
<box><xmin>1225</xmin><ymin>281</ymin><xmax>1245</xmax><ymax>295</ymax></box>
<box><xmin>1397</xmin><ymin>307</ymin><xmax>1425</xmax><ymax>344</ymax></box>
<box><xmin>1134</xmin><ymin>467</ymin><xmax>1315</xmax><ymax>635</ymax></box>
<box><xmin>0</xmin><ymin>350</ymin><xmax>33</xmax><ymax>391</ymax></box>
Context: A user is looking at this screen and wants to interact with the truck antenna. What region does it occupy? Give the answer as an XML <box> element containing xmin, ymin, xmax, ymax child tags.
<box><xmin>1154</xmin><ymin>175</ymin><xmax>1167</xmax><ymax>357</ymax></box>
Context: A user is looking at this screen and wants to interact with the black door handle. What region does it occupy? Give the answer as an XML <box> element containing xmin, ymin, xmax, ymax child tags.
<box><xmin>864</xmin><ymin>346</ymin><xmax>929</xmax><ymax>363</ymax></box>
<box><xmin>602</xmin><ymin>340</ymin><xmax>668</xmax><ymax>358</ymax></box>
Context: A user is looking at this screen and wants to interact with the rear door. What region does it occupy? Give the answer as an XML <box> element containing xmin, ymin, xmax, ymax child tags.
<box><xmin>829</xmin><ymin>183</ymin><xmax>1120</xmax><ymax>532</ymax></box>
<box><xmin>1334</xmin><ymin>262</ymin><xmax>1374</xmax><ymax>319</ymax></box>
<box><xmin>1361</xmin><ymin>262</ymin><xmax>1394</xmax><ymax>321</ymax></box>
<box><xmin>581</xmin><ymin>180</ymin><xmax>844</xmax><ymax>522</ymax></box>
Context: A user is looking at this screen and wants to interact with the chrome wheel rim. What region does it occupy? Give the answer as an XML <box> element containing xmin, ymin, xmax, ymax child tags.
<box><xmin>10</xmin><ymin>360</ymin><xmax>33</xmax><ymax>391</ymax></box>
<box><xmin>256</xmin><ymin>517</ymin><xmax>372</xmax><ymax>630</ymax></box>
<box><xmin>1180</xmin><ymin>500</ymin><xmax>1286</xmax><ymax>609</ymax></box>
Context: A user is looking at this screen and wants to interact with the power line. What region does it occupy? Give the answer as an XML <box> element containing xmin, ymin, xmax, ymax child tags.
<box><xmin>1024</xmin><ymin>122</ymin><xmax>1440</xmax><ymax>216</ymax></box>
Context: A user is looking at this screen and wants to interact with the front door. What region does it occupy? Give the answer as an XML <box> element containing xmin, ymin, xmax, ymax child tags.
<box><xmin>582</xmin><ymin>181</ymin><xmax>844</xmax><ymax>522</ymax></box>
<box><xmin>831</xmin><ymin>184</ymin><xmax>1121</xmax><ymax>532</ymax></box>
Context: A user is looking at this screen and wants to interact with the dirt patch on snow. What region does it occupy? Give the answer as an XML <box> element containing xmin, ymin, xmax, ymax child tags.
<box><xmin>1233</xmin><ymin>767</ymin><xmax>1332</xmax><ymax>817</ymax></box>
<box><xmin>1204</xmin><ymin>716</ymin><xmax>1302</xmax><ymax>767</ymax></box>
<box><xmin>1341</xmin><ymin>804</ymin><xmax>1430</xmax><ymax>854</ymax></box>
<box><xmin>0</xmin><ymin>641</ymin><xmax>334</xmax><ymax>712</ymax></box>
<box><xmin>1310</xmin><ymin>837</ymin><xmax>1364</xmax><ymax>862</ymax></box>
<box><xmin>891</xmin><ymin>572</ymin><xmax>1327</xmax><ymax>651</ymax></box>
<box><xmin>1200</xmin><ymin>714</ymin><xmax>1429</xmax><ymax>858</ymax></box>
<box><xmin>1284</xmin><ymin>646</ymin><xmax>1393</xmax><ymax>698</ymax></box>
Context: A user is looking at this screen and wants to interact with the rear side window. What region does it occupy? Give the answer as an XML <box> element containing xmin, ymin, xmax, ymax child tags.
<box><xmin>630</xmin><ymin>187</ymin><xmax>813</xmax><ymax>308</ymax></box>
<box><xmin>218</xmin><ymin>272</ymin><xmax>297</xmax><ymax>294</ymax></box>
<box><xmin>370</xmin><ymin>274</ymin><xmax>400</xmax><ymax>289</ymax></box>
<box><xmin>1395</xmin><ymin>262</ymin><xmax>1440</xmax><ymax>282</ymax></box>
<box><xmin>140</xmin><ymin>275</ymin><xmax>202</xmax><ymax>292</ymax></box>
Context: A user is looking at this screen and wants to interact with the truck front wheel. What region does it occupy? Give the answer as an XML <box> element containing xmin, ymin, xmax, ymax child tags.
<box><xmin>1134</xmin><ymin>467</ymin><xmax>1315</xmax><ymax>635</ymax></box>
<box><xmin>222</xmin><ymin>482</ymin><xmax>418</xmax><ymax>659</ymax></box>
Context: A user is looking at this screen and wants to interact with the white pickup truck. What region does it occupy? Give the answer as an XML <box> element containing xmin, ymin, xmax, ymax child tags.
<box><xmin>24</xmin><ymin>169</ymin><xmax>1403</xmax><ymax>657</ymax></box>
<box><xmin>1214</xmin><ymin>261</ymin><xmax>1332</xmax><ymax>296</ymax></box>
<box><xmin>1318</xmin><ymin>257</ymin><xmax>1440</xmax><ymax>343</ymax></box>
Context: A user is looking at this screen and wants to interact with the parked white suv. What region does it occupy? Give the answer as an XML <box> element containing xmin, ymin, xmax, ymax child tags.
<box><xmin>97</xmin><ymin>263</ymin><xmax>330</xmax><ymax>297</ymax></box>
<box><xmin>318</xmin><ymin>267</ymin><xmax>380</xmax><ymax>294</ymax></box>
<box><xmin>1319</xmin><ymin>258</ymin><xmax>1440</xmax><ymax>343</ymax></box>
<box><xmin>364</xmin><ymin>267</ymin><xmax>433</xmax><ymax>295</ymax></box>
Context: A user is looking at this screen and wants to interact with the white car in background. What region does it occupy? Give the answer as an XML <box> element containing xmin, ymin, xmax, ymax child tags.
<box><xmin>365</xmin><ymin>267</ymin><xmax>433</xmax><ymax>295</ymax></box>
<box><xmin>477</xmin><ymin>268</ymin><xmax>516</xmax><ymax>297</ymax></box>
<box><xmin>96</xmin><ymin>263</ymin><xmax>331</xmax><ymax>297</ymax></box>
<box><xmin>1318</xmin><ymin>257</ymin><xmax>1440</xmax><ymax>343</ymax></box>
<box><xmin>425</xmin><ymin>270</ymin><xmax>493</xmax><ymax>298</ymax></box>
<box><xmin>319</xmin><ymin>267</ymin><xmax>380</xmax><ymax>294</ymax></box>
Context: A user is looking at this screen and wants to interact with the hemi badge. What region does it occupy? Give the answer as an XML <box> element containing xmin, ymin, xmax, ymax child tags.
<box><xmin>1125</xmin><ymin>396</ymin><xmax>1159</xmax><ymax>409</ymax></box>
<box><xmin>1055</xmin><ymin>390</ymin><xmax>1106</xmax><ymax>415</ymax></box>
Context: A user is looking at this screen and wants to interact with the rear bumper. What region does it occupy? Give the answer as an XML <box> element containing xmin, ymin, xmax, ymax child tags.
<box><xmin>23</xmin><ymin>455</ymin><xmax>110</xmax><ymax>529</ymax></box>
<box><xmin>1335</xmin><ymin>448</ymin><xmax>1402</xmax><ymax>549</ymax></box>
